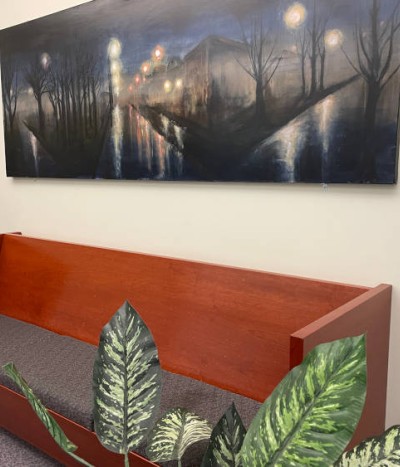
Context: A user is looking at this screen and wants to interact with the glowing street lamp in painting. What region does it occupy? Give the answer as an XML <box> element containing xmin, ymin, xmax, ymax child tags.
<box><xmin>108</xmin><ymin>38</ymin><xmax>122</xmax><ymax>60</ymax></box>
<box><xmin>141</xmin><ymin>61</ymin><xmax>152</xmax><ymax>76</ymax></box>
<box><xmin>152</xmin><ymin>45</ymin><xmax>165</xmax><ymax>62</ymax></box>
<box><xmin>325</xmin><ymin>29</ymin><xmax>344</xmax><ymax>49</ymax></box>
<box><xmin>284</xmin><ymin>3</ymin><xmax>307</xmax><ymax>29</ymax></box>
<box><xmin>40</xmin><ymin>53</ymin><xmax>51</xmax><ymax>70</ymax></box>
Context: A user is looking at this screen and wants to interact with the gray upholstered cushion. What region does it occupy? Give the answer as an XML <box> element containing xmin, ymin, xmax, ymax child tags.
<box><xmin>0</xmin><ymin>314</ymin><xmax>96</xmax><ymax>429</ymax></box>
<box><xmin>0</xmin><ymin>314</ymin><xmax>260</xmax><ymax>464</ymax></box>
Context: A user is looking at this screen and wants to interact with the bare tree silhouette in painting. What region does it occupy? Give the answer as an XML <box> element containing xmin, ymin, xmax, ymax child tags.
<box><xmin>46</xmin><ymin>55</ymin><xmax>71</xmax><ymax>144</ymax></box>
<box><xmin>44</xmin><ymin>49</ymin><xmax>103</xmax><ymax>145</ymax></box>
<box><xmin>296</xmin><ymin>29</ymin><xmax>309</xmax><ymax>97</ymax></box>
<box><xmin>342</xmin><ymin>0</ymin><xmax>400</xmax><ymax>177</ymax></box>
<box><xmin>293</xmin><ymin>0</ymin><xmax>326</xmax><ymax>99</ymax></box>
<box><xmin>308</xmin><ymin>0</ymin><xmax>327</xmax><ymax>96</ymax></box>
<box><xmin>318</xmin><ymin>28</ymin><xmax>327</xmax><ymax>91</ymax></box>
<box><xmin>345</xmin><ymin>0</ymin><xmax>400</xmax><ymax>128</ymax></box>
<box><xmin>238</xmin><ymin>17</ymin><xmax>282</xmax><ymax>122</ymax></box>
<box><xmin>1</xmin><ymin>59</ymin><xmax>20</xmax><ymax>133</ymax></box>
<box><xmin>25</xmin><ymin>56</ymin><xmax>48</xmax><ymax>134</ymax></box>
<box><xmin>46</xmin><ymin>65</ymin><xmax>61</xmax><ymax>134</ymax></box>
<box><xmin>80</xmin><ymin>52</ymin><xmax>102</xmax><ymax>137</ymax></box>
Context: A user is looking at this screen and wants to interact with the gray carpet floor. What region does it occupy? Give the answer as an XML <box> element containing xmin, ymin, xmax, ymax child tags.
<box><xmin>0</xmin><ymin>429</ymin><xmax>62</xmax><ymax>467</ymax></box>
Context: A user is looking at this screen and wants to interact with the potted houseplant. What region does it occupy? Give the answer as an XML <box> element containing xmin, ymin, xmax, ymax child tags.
<box><xmin>3</xmin><ymin>301</ymin><xmax>399</xmax><ymax>466</ymax></box>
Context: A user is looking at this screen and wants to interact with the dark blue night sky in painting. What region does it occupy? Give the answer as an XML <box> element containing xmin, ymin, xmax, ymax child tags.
<box><xmin>1</xmin><ymin>0</ymin><xmax>399</xmax><ymax>182</ymax></box>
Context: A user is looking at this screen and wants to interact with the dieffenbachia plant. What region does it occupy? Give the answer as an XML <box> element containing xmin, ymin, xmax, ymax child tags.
<box><xmin>240</xmin><ymin>335</ymin><xmax>367</xmax><ymax>466</ymax></box>
<box><xmin>200</xmin><ymin>403</ymin><xmax>246</xmax><ymax>467</ymax></box>
<box><xmin>335</xmin><ymin>425</ymin><xmax>400</xmax><ymax>466</ymax></box>
<box><xmin>146</xmin><ymin>407</ymin><xmax>212</xmax><ymax>466</ymax></box>
<box><xmin>4</xmin><ymin>306</ymin><xmax>400</xmax><ymax>467</ymax></box>
<box><xmin>93</xmin><ymin>301</ymin><xmax>161</xmax><ymax>467</ymax></box>
<box><xmin>146</xmin><ymin>335</ymin><xmax>369</xmax><ymax>467</ymax></box>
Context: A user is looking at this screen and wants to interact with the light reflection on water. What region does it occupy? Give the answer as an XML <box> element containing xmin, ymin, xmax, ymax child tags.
<box><xmin>314</xmin><ymin>95</ymin><xmax>337</xmax><ymax>180</ymax></box>
<box><xmin>267</xmin><ymin>119</ymin><xmax>306</xmax><ymax>182</ymax></box>
<box><xmin>29</xmin><ymin>132</ymin><xmax>39</xmax><ymax>176</ymax></box>
<box><xmin>316</xmin><ymin>95</ymin><xmax>337</xmax><ymax>153</ymax></box>
<box><xmin>251</xmin><ymin>92</ymin><xmax>339</xmax><ymax>181</ymax></box>
<box><xmin>128</xmin><ymin>107</ymin><xmax>184</xmax><ymax>179</ymax></box>
<box><xmin>174</xmin><ymin>124</ymin><xmax>185</xmax><ymax>151</ymax></box>
<box><xmin>134</xmin><ymin>109</ymin><xmax>152</xmax><ymax>172</ymax></box>
<box><xmin>112</xmin><ymin>105</ymin><xmax>123</xmax><ymax>178</ymax></box>
<box><xmin>161</xmin><ymin>115</ymin><xmax>169</xmax><ymax>135</ymax></box>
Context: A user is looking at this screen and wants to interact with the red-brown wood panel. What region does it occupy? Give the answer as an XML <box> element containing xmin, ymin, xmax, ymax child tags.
<box><xmin>0</xmin><ymin>385</ymin><xmax>157</xmax><ymax>466</ymax></box>
<box><xmin>0</xmin><ymin>234</ymin><xmax>368</xmax><ymax>401</ymax></box>
<box><xmin>290</xmin><ymin>283</ymin><xmax>392</xmax><ymax>447</ymax></box>
<box><xmin>0</xmin><ymin>232</ymin><xmax>20</xmax><ymax>256</ymax></box>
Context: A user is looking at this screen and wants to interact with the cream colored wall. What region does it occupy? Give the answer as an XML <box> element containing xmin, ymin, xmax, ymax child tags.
<box><xmin>1</xmin><ymin>0</ymin><xmax>400</xmax><ymax>428</ymax></box>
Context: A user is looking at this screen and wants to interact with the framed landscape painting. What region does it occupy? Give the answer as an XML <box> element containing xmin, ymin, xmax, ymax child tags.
<box><xmin>0</xmin><ymin>0</ymin><xmax>399</xmax><ymax>183</ymax></box>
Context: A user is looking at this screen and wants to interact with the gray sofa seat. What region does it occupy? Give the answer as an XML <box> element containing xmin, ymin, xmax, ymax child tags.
<box><xmin>0</xmin><ymin>314</ymin><xmax>96</xmax><ymax>429</ymax></box>
<box><xmin>0</xmin><ymin>314</ymin><xmax>261</xmax><ymax>465</ymax></box>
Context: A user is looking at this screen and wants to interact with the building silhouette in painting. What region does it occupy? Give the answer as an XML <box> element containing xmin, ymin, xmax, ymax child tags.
<box><xmin>135</xmin><ymin>35</ymin><xmax>301</xmax><ymax>129</ymax></box>
<box><xmin>136</xmin><ymin>36</ymin><xmax>255</xmax><ymax>126</ymax></box>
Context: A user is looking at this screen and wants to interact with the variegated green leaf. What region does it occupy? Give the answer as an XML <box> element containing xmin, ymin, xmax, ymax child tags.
<box><xmin>201</xmin><ymin>403</ymin><xmax>246</xmax><ymax>467</ymax></box>
<box><xmin>93</xmin><ymin>301</ymin><xmax>161</xmax><ymax>455</ymax></box>
<box><xmin>241</xmin><ymin>336</ymin><xmax>366</xmax><ymax>467</ymax></box>
<box><xmin>3</xmin><ymin>363</ymin><xmax>93</xmax><ymax>466</ymax></box>
<box><xmin>3</xmin><ymin>362</ymin><xmax>77</xmax><ymax>452</ymax></box>
<box><xmin>146</xmin><ymin>408</ymin><xmax>213</xmax><ymax>463</ymax></box>
<box><xmin>335</xmin><ymin>425</ymin><xmax>400</xmax><ymax>466</ymax></box>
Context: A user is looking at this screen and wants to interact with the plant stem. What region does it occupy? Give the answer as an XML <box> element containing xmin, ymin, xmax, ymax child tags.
<box><xmin>124</xmin><ymin>452</ymin><xmax>130</xmax><ymax>467</ymax></box>
<box><xmin>69</xmin><ymin>452</ymin><xmax>95</xmax><ymax>467</ymax></box>
<box><xmin>178</xmin><ymin>460</ymin><xmax>182</xmax><ymax>467</ymax></box>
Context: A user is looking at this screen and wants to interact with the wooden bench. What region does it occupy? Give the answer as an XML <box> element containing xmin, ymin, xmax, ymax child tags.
<box><xmin>0</xmin><ymin>233</ymin><xmax>392</xmax><ymax>466</ymax></box>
